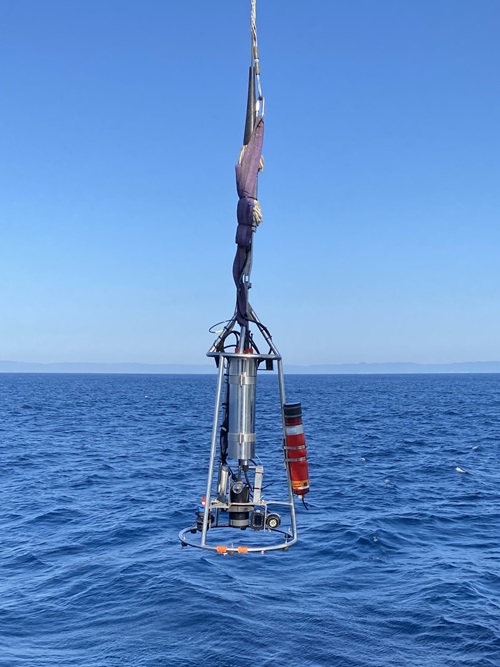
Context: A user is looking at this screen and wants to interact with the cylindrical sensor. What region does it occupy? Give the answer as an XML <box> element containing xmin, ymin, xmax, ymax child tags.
<box><xmin>253</xmin><ymin>465</ymin><xmax>264</xmax><ymax>505</ymax></box>
<box><xmin>217</xmin><ymin>464</ymin><xmax>230</xmax><ymax>503</ymax></box>
<box><xmin>283</xmin><ymin>402</ymin><xmax>310</xmax><ymax>496</ymax></box>
<box><xmin>227</xmin><ymin>356</ymin><xmax>258</xmax><ymax>461</ymax></box>
<box><xmin>229</xmin><ymin>480</ymin><xmax>250</xmax><ymax>528</ymax></box>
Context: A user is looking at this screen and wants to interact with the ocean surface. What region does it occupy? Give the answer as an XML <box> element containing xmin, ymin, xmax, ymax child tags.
<box><xmin>1</xmin><ymin>373</ymin><xmax>499</xmax><ymax>667</ymax></box>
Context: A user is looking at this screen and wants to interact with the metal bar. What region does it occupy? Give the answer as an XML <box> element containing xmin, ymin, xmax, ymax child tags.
<box><xmin>240</xmin><ymin>324</ymin><xmax>248</xmax><ymax>350</ymax></box>
<box><xmin>207</xmin><ymin>351</ymin><xmax>280</xmax><ymax>361</ymax></box>
<box><xmin>247</xmin><ymin>304</ymin><xmax>281</xmax><ymax>356</ymax></box>
<box><xmin>179</xmin><ymin>526</ymin><xmax>298</xmax><ymax>554</ymax></box>
<box><xmin>253</xmin><ymin>465</ymin><xmax>264</xmax><ymax>504</ymax></box>
<box><xmin>277</xmin><ymin>357</ymin><xmax>297</xmax><ymax>541</ymax></box>
<box><xmin>243</xmin><ymin>65</ymin><xmax>256</xmax><ymax>145</ymax></box>
<box><xmin>201</xmin><ymin>358</ymin><xmax>226</xmax><ymax>546</ymax></box>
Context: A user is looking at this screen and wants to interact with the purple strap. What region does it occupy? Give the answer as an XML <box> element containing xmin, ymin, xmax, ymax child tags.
<box><xmin>232</xmin><ymin>118</ymin><xmax>264</xmax><ymax>324</ymax></box>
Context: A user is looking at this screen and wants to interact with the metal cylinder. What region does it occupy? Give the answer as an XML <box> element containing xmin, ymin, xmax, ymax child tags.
<box><xmin>227</xmin><ymin>356</ymin><xmax>257</xmax><ymax>461</ymax></box>
<box><xmin>253</xmin><ymin>465</ymin><xmax>264</xmax><ymax>504</ymax></box>
<box><xmin>217</xmin><ymin>464</ymin><xmax>230</xmax><ymax>503</ymax></box>
<box><xmin>243</xmin><ymin>66</ymin><xmax>256</xmax><ymax>145</ymax></box>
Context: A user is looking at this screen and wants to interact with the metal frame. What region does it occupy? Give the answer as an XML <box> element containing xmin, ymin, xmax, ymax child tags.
<box><xmin>179</xmin><ymin>316</ymin><xmax>298</xmax><ymax>554</ymax></box>
<box><xmin>179</xmin><ymin>3</ymin><xmax>301</xmax><ymax>555</ymax></box>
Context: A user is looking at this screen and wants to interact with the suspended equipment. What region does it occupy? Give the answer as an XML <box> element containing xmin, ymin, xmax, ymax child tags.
<box><xmin>179</xmin><ymin>0</ymin><xmax>310</xmax><ymax>555</ymax></box>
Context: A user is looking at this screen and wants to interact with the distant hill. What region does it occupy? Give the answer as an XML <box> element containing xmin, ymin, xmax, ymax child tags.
<box><xmin>285</xmin><ymin>361</ymin><xmax>500</xmax><ymax>374</ymax></box>
<box><xmin>0</xmin><ymin>361</ymin><xmax>216</xmax><ymax>374</ymax></box>
<box><xmin>1</xmin><ymin>360</ymin><xmax>500</xmax><ymax>374</ymax></box>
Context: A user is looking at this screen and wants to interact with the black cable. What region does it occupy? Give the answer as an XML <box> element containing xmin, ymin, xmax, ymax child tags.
<box><xmin>219</xmin><ymin>379</ymin><xmax>229</xmax><ymax>465</ymax></box>
<box><xmin>243</xmin><ymin>468</ymin><xmax>252</xmax><ymax>491</ymax></box>
<box><xmin>221</xmin><ymin>331</ymin><xmax>240</xmax><ymax>353</ymax></box>
<box><xmin>209</xmin><ymin>320</ymin><xmax>231</xmax><ymax>334</ymax></box>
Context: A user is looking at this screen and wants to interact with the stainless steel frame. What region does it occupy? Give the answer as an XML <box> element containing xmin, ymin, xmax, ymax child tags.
<box><xmin>179</xmin><ymin>315</ymin><xmax>298</xmax><ymax>555</ymax></box>
<box><xmin>179</xmin><ymin>2</ymin><xmax>301</xmax><ymax>556</ymax></box>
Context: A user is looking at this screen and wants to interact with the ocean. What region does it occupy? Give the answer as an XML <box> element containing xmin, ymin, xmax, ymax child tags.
<box><xmin>1</xmin><ymin>373</ymin><xmax>499</xmax><ymax>667</ymax></box>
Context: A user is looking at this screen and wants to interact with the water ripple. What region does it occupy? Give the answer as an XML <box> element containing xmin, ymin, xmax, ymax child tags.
<box><xmin>1</xmin><ymin>373</ymin><xmax>499</xmax><ymax>666</ymax></box>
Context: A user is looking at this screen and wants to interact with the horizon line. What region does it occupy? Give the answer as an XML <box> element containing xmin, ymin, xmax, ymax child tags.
<box><xmin>1</xmin><ymin>360</ymin><xmax>500</xmax><ymax>375</ymax></box>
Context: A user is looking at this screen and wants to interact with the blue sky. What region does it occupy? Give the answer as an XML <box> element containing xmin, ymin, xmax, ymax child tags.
<box><xmin>1</xmin><ymin>0</ymin><xmax>499</xmax><ymax>366</ymax></box>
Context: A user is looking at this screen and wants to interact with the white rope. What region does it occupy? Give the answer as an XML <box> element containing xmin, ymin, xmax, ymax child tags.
<box><xmin>252</xmin><ymin>200</ymin><xmax>263</xmax><ymax>227</ymax></box>
<box><xmin>250</xmin><ymin>0</ymin><xmax>264</xmax><ymax>115</ymax></box>
<box><xmin>238</xmin><ymin>145</ymin><xmax>265</xmax><ymax>172</ymax></box>
<box><xmin>251</xmin><ymin>0</ymin><xmax>257</xmax><ymax>58</ymax></box>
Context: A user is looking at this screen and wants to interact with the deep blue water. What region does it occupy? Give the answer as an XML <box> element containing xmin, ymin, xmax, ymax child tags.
<box><xmin>1</xmin><ymin>373</ymin><xmax>500</xmax><ymax>667</ymax></box>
